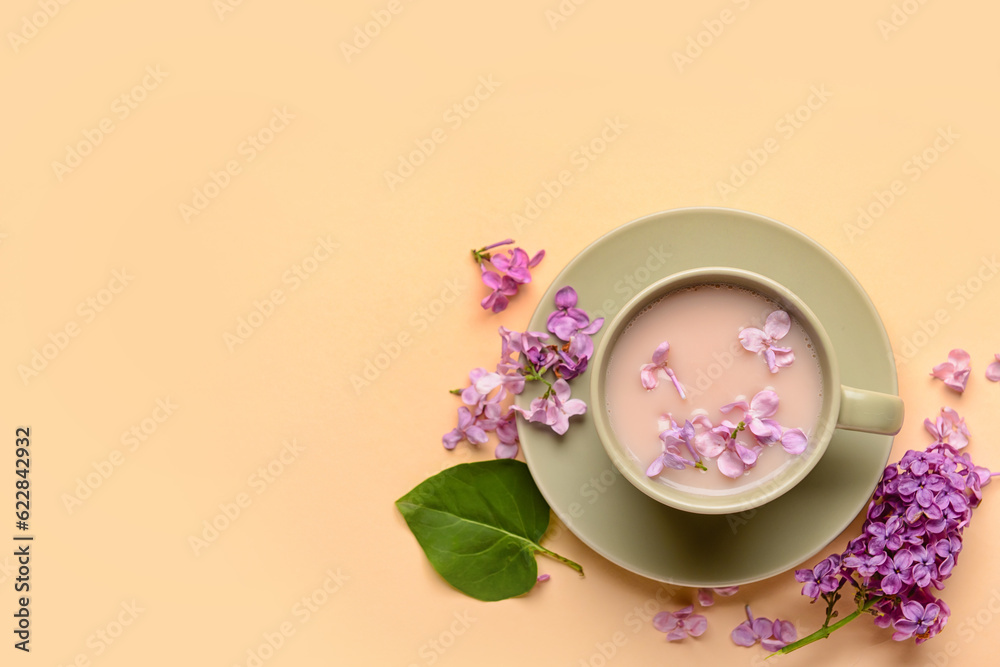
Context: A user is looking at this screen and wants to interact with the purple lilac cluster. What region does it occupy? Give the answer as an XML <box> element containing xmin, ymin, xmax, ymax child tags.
<box><xmin>442</xmin><ymin>286</ymin><xmax>603</xmax><ymax>458</ymax></box>
<box><xmin>473</xmin><ymin>239</ymin><xmax>545</xmax><ymax>313</ymax></box>
<box><xmin>793</xmin><ymin>407</ymin><xmax>993</xmax><ymax>645</ymax></box>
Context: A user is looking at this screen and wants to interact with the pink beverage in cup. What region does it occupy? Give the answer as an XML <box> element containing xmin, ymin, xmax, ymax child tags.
<box><xmin>604</xmin><ymin>283</ymin><xmax>824</xmax><ymax>495</ymax></box>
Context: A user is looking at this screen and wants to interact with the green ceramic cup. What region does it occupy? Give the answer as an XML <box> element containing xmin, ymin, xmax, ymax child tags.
<box><xmin>590</xmin><ymin>267</ymin><xmax>905</xmax><ymax>515</ymax></box>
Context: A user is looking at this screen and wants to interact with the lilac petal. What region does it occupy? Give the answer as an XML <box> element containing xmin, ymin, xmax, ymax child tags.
<box><xmin>651</xmin><ymin>341</ymin><xmax>670</xmax><ymax>365</ymax></box>
<box><xmin>735</xmin><ymin>442</ymin><xmax>759</xmax><ymax>466</ymax></box>
<box><xmin>442</xmin><ymin>428</ymin><xmax>462</xmax><ymax>450</ymax></box>
<box><xmin>486</xmin><ymin>292</ymin><xmax>509</xmax><ymax>313</ymax></box>
<box><xmin>770</xmin><ymin>347</ymin><xmax>796</xmax><ymax>369</ymax></box>
<box><xmin>719</xmin><ymin>400</ymin><xmax>749</xmax><ymax>415</ymax></box>
<box><xmin>664</xmin><ymin>628</ymin><xmax>687</xmax><ymax>642</ymax></box>
<box><xmin>750</xmin><ymin>617</ymin><xmax>774</xmax><ymax>638</ymax></box>
<box><xmin>553</xmin><ymin>286</ymin><xmax>578</xmax><ymax>309</ymax></box>
<box><xmin>697</xmin><ymin>589</ymin><xmax>714</xmax><ymax>607</ymax></box>
<box><xmin>481</xmin><ymin>270</ymin><xmax>503</xmax><ymax>289</ymax></box>
<box><xmin>781</xmin><ymin>428</ymin><xmax>808</xmax><ymax>455</ymax></box>
<box><xmin>579</xmin><ymin>317</ymin><xmax>604</xmax><ymax>335</ymax></box>
<box><xmin>730</xmin><ymin>622</ymin><xmax>757</xmax><ymax>647</ymax></box>
<box><xmin>750</xmin><ymin>390</ymin><xmax>779</xmax><ymax>417</ymax></box>
<box><xmin>763</xmin><ymin>310</ymin><xmax>791</xmax><ymax>340</ymax></box>
<box><xmin>536</xmin><ymin>573</ymin><xmax>550</xmax><ymax>582</ymax></box>
<box><xmin>714</xmin><ymin>586</ymin><xmax>739</xmax><ymax>597</ymax></box>
<box><xmin>646</xmin><ymin>457</ymin><xmax>665</xmax><ymax>477</ymax></box>
<box><xmin>718</xmin><ymin>451</ymin><xmax>746</xmax><ymax>478</ymax></box>
<box><xmin>505</xmin><ymin>266</ymin><xmax>532</xmax><ymax>284</ymax></box>
<box><xmin>686</xmin><ymin>615</ymin><xmax>708</xmax><ymax>637</ymax></box>
<box><xmin>948</xmin><ymin>348</ymin><xmax>971</xmax><ymax>369</ymax></box>
<box><xmin>552</xmin><ymin>379</ymin><xmax>572</xmax><ymax>402</ymax></box>
<box><xmin>474</xmin><ymin>372</ymin><xmax>504</xmax><ymax>394</ymax></box>
<box><xmin>465</xmin><ymin>424</ymin><xmax>489</xmax><ymax>445</ymax></box>
<box><xmin>738</xmin><ymin>328</ymin><xmax>767</xmax><ymax>353</ymax></box>
<box><xmin>528</xmin><ymin>249</ymin><xmax>545</xmax><ymax>268</ymax></box>
<box><xmin>494</xmin><ymin>441</ymin><xmax>519</xmax><ymax>459</ymax></box>
<box><xmin>561</xmin><ymin>398</ymin><xmax>588</xmax><ymax>418</ymax></box>
<box><xmin>763</xmin><ymin>348</ymin><xmax>778</xmax><ymax>373</ymax></box>
<box><xmin>930</xmin><ymin>361</ymin><xmax>954</xmax><ymax>381</ymax></box>
<box><xmin>987</xmin><ymin>357</ymin><xmax>1000</xmax><ymax>382</ymax></box>
<box><xmin>749</xmin><ymin>417</ymin><xmax>780</xmax><ymax>440</ymax></box>
<box><xmin>694</xmin><ymin>431</ymin><xmax>726</xmax><ymax>458</ymax></box>
<box><xmin>640</xmin><ymin>364</ymin><xmax>659</xmax><ymax>390</ymax></box>
<box><xmin>773</xmin><ymin>619</ymin><xmax>797</xmax><ymax>643</ymax></box>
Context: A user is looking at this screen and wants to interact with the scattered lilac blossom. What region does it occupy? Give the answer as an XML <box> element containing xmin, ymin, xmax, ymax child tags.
<box><xmin>739</xmin><ymin>310</ymin><xmax>796</xmax><ymax>373</ymax></box>
<box><xmin>930</xmin><ymin>348</ymin><xmax>971</xmax><ymax>393</ymax></box>
<box><xmin>653</xmin><ymin>606</ymin><xmax>708</xmax><ymax>641</ymax></box>
<box><xmin>640</xmin><ymin>341</ymin><xmax>686</xmax><ymax>398</ymax></box>
<box><xmin>536</xmin><ymin>574</ymin><xmax>551</xmax><ymax>583</ymax></box>
<box><xmin>647</xmin><ymin>418</ymin><xmax>704</xmax><ymax>476</ymax></box>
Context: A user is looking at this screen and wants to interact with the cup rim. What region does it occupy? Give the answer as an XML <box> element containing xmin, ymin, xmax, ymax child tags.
<box><xmin>590</xmin><ymin>266</ymin><xmax>841</xmax><ymax>515</ymax></box>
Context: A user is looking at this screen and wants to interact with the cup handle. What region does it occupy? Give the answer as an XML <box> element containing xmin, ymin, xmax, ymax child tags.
<box><xmin>836</xmin><ymin>385</ymin><xmax>904</xmax><ymax>435</ymax></box>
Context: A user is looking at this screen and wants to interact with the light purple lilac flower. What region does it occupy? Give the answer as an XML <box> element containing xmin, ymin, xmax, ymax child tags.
<box><xmin>794</xmin><ymin>555</ymin><xmax>841</xmax><ymax>600</ymax></box>
<box><xmin>474</xmin><ymin>239</ymin><xmax>544</xmax><ymax>313</ymax></box>
<box><xmin>930</xmin><ymin>348</ymin><xmax>971</xmax><ymax>393</ymax></box>
<box><xmin>720</xmin><ymin>390</ymin><xmax>783</xmax><ymax>442</ymax></box>
<box><xmin>653</xmin><ymin>605</ymin><xmax>707</xmax><ymax>641</ymax></box>
<box><xmin>647</xmin><ymin>418</ymin><xmax>702</xmax><ymax>476</ymax></box>
<box><xmin>640</xmin><ymin>341</ymin><xmax>686</xmax><ymax>398</ymax></box>
<box><xmin>739</xmin><ymin>310</ymin><xmax>796</xmax><ymax>373</ymax></box>
<box><xmin>546</xmin><ymin>287</ymin><xmax>604</xmax><ymax>362</ymax></box>
<box><xmin>731</xmin><ymin>605</ymin><xmax>796</xmax><ymax>651</ymax></box>
<box><xmin>512</xmin><ymin>378</ymin><xmax>587</xmax><ymax>436</ymax></box>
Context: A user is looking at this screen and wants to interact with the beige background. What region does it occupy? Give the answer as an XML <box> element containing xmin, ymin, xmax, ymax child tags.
<box><xmin>4</xmin><ymin>0</ymin><xmax>1000</xmax><ymax>665</ymax></box>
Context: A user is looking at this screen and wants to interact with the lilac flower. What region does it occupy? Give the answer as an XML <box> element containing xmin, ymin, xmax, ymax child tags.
<box><xmin>720</xmin><ymin>390</ymin><xmax>783</xmax><ymax>442</ymax></box>
<box><xmin>536</xmin><ymin>573</ymin><xmax>550</xmax><ymax>583</ymax></box>
<box><xmin>731</xmin><ymin>605</ymin><xmax>796</xmax><ymax>651</ymax></box>
<box><xmin>986</xmin><ymin>354</ymin><xmax>1000</xmax><ymax>382</ymax></box>
<box><xmin>739</xmin><ymin>310</ymin><xmax>796</xmax><ymax>373</ymax></box>
<box><xmin>512</xmin><ymin>379</ymin><xmax>587</xmax><ymax>436</ymax></box>
<box><xmin>546</xmin><ymin>286</ymin><xmax>604</xmax><ymax>359</ymax></box>
<box><xmin>690</xmin><ymin>414</ymin><xmax>729</xmax><ymax>459</ymax></box>
<box><xmin>494</xmin><ymin>411</ymin><xmax>520</xmax><ymax>459</ymax></box>
<box><xmin>442</xmin><ymin>406</ymin><xmax>490</xmax><ymax>450</ymax></box>
<box><xmin>639</xmin><ymin>341</ymin><xmax>686</xmax><ymax>398</ymax></box>
<box><xmin>716</xmin><ymin>422</ymin><xmax>761</xmax><ymax>479</ymax></box>
<box><xmin>697</xmin><ymin>586</ymin><xmax>739</xmax><ymax>607</ymax></box>
<box><xmin>647</xmin><ymin>418</ymin><xmax>703</xmax><ymax>476</ymax></box>
<box><xmin>794</xmin><ymin>555</ymin><xmax>841</xmax><ymax>600</ymax></box>
<box><xmin>490</xmin><ymin>246</ymin><xmax>544</xmax><ymax>284</ymax></box>
<box><xmin>480</xmin><ymin>271</ymin><xmax>519</xmax><ymax>313</ymax></box>
<box><xmin>474</xmin><ymin>240</ymin><xmax>544</xmax><ymax>313</ymax></box>
<box><xmin>891</xmin><ymin>601</ymin><xmax>941</xmax><ymax>643</ymax></box>
<box><xmin>498</xmin><ymin>327</ymin><xmax>555</xmax><ymax>374</ymax></box>
<box><xmin>924</xmin><ymin>407</ymin><xmax>969</xmax><ymax>449</ymax></box>
<box><xmin>653</xmin><ymin>605</ymin><xmax>707</xmax><ymax>641</ymax></box>
<box><xmin>930</xmin><ymin>348</ymin><xmax>971</xmax><ymax>393</ymax></box>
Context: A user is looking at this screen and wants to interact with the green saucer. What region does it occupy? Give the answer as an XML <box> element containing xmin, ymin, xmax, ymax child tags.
<box><xmin>517</xmin><ymin>207</ymin><xmax>897</xmax><ymax>586</ymax></box>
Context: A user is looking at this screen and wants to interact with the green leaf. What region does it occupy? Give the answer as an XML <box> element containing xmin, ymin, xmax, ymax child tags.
<box><xmin>396</xmin><ymin>460</ymin><xmax>583</xmax><ymax>601</ymax></box>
